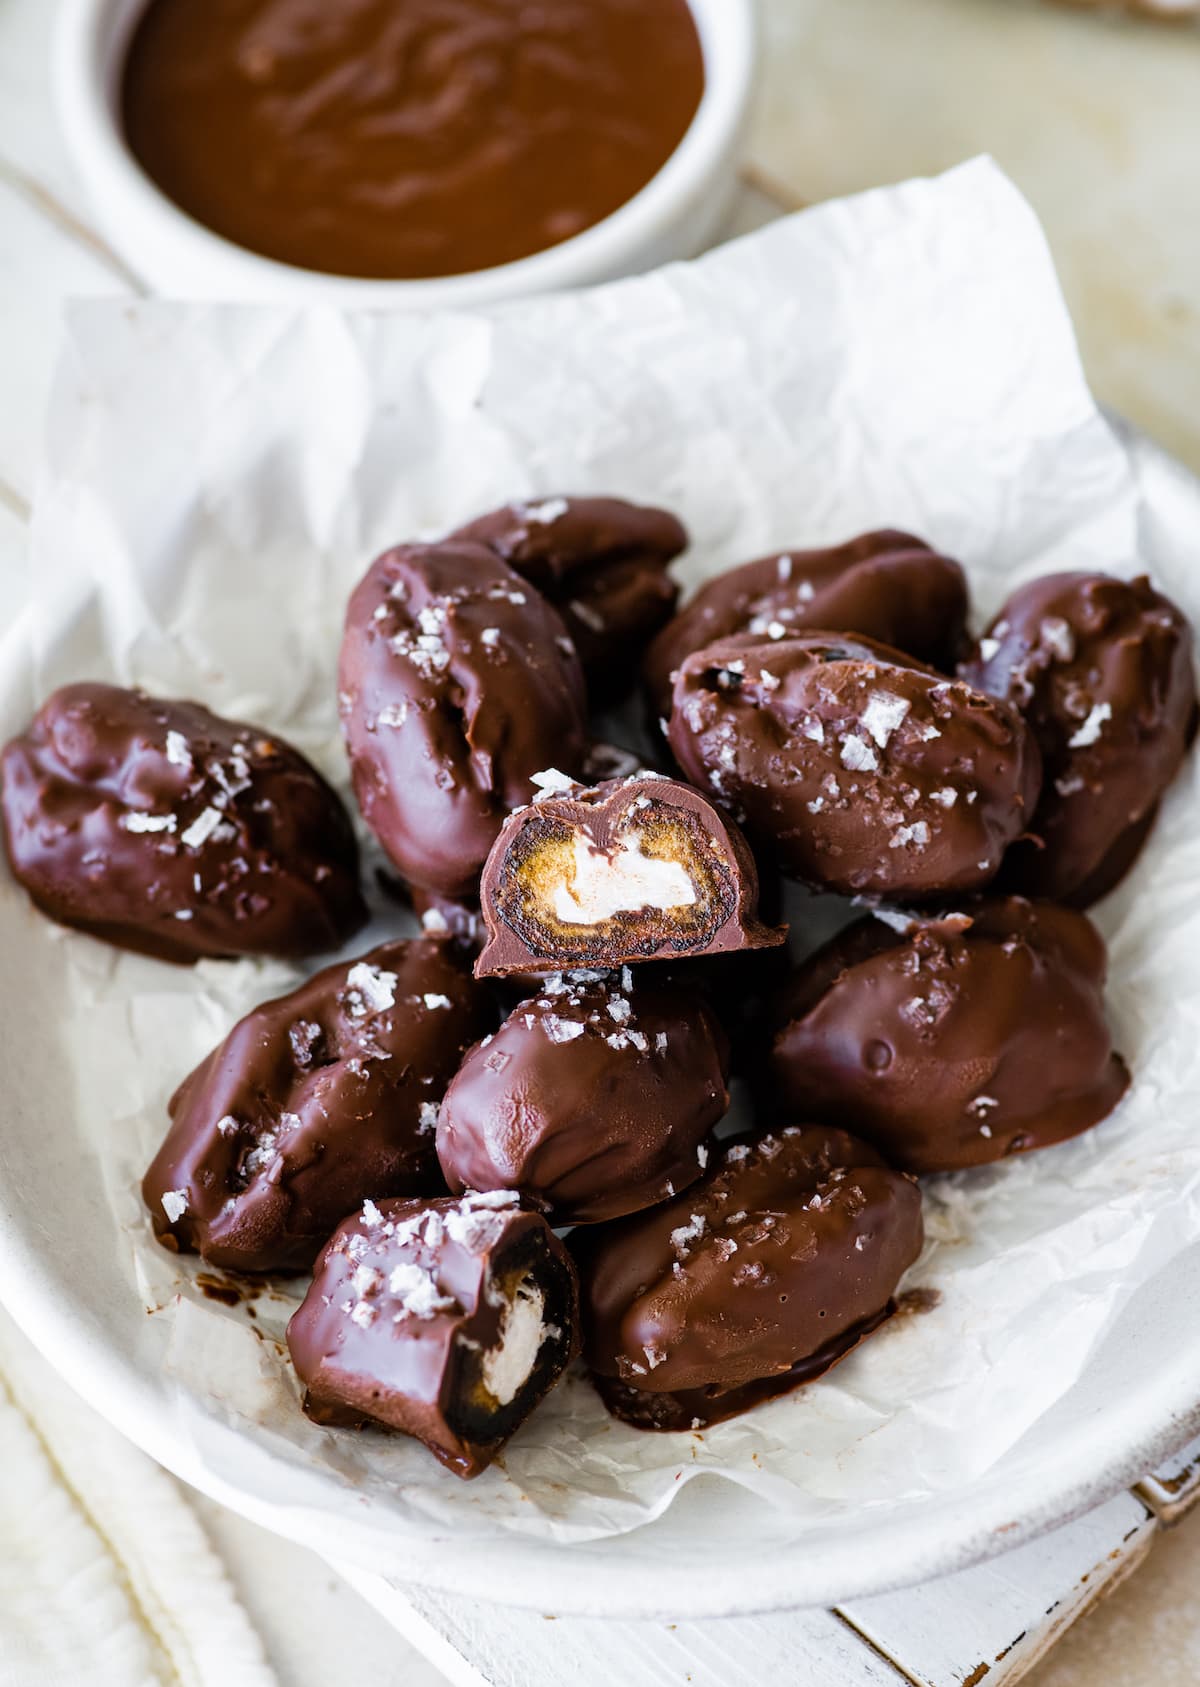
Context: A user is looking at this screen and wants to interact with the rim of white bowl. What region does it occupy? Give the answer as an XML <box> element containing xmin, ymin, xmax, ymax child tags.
<box><xmin>54</xmin><ymin>0</ymin><xmax>757</xmax><ymax>305</ymax></box>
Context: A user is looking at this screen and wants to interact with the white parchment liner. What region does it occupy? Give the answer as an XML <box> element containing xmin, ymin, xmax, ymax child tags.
<box><xmin>6</xmin><ymin>159</ymin><xmax>1199</xmax><ymax>1546</ymax></box>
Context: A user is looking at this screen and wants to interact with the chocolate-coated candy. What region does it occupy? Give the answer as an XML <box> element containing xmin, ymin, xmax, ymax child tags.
<box><xmin>767</xmin><ymin>899</ymin><xmax>1130</xmax><ymax>1174</ymax></box>
<box><xmin>144</xmin><ymin>937</ymin><xmax>492</xmax><ymax>1271</ymax></box>
<box><xmin>574</xmin><ymin>1126</ymin><xmax>923</xmax><ymax>1430</ymax></box>
<box><xmin>437</xmin><ymin>970</ymin><xmax>730</xmax><ymax>1223</ymax></box>
<box><xmin>644</xmin><ymin>530</ymin><xmax>968</xmax><ymax>723</ymax></box>
<box><xmin>0</xmin><ymin>683</ymin><xmax>365</xmax><ymax>963</ymax></box>
<box><xmin>287</xmin><ymin>1192</ymin><xmax>579</xmax><ymax>1479</ymax></box>
<box><xmin>475</xmin><ymin>773</ymin><xmax>786</xmax><ymax>977</ymax></box>
<box><xmin>959</xmin><ymin>572</ymin><xmax>1196</xmax><ymax>905</ymax></box>
<box><xmin>339</xmin><ymin>540</ymin><xmax>587</xmax><ymax>898</ymax></box>
<box><xmin>668</xmin><ymin>631</ymin><xmax>1041</xmax><ymax>900</ymax></box>
<box><xmin>451</xmin><ymin>495</ymin><xmax>686</xmax><ymax>699</ymax></box>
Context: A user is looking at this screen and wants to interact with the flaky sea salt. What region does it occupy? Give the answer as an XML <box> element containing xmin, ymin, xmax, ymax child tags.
<box><xmin>165</xmin><ymin>730</ymin><xmax>192</xmax><ymax>769</ymax></box>
<box><xmin>122</xmin><ymin>810</ymin><xmax>177</xmax><ymax>834</ymax></box>
<box><xmin>344</xmin><ymin>963</ymin><xmax>398</xmax><ymax>1017</ymax></box>
<box><xmin>861</xmin><ymin>690</ymin><xmax>911</xmax><ymax>748</ymax></box>
<box><xmin>1068</xmin><ymin>701</ymin><xmax>1112</xmax><ymax>748</ymax></box>
<box><xmin>180</xmin><ymin>807</ymin><xmax>224</xmax><ymax>850</ymax></box>
<box><xmin>840</xmin><ymin>735</ymin><xmax>878</xmax><ymax>773</ymax></box>
<box><xmin>387</xmin><ymin>1262</ymin><xmax>456</xmax><ymax>1320</ymax></box>
<box><xmin>161</xmin><ymin>1190</ymin><xmax>188</xmax><ymax>1223</ymax></box>
<box><xmin>422</xmin><ymin>993</ymin><xmax>452</xmax><ymax>1010</ymax></box>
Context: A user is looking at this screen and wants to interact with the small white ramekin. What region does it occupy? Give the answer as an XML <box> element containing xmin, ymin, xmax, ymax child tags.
<box><xmin>55</xmin><ymin>0</ymin><xmax>757</xmax><ymax>306</ymax></box>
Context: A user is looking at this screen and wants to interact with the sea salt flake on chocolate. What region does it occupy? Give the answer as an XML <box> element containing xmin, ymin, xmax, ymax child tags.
<box><xmin>840</xmin><ymin>735</ymin><xmax>878</xmax><ymax>773</ymax></box>
<box><xmin>423</xmin><ymin>992</ymin><xmax>453</xmax><ymax>1010</ymax></box>
<box><xmin>643</xmin><ymin>1345</ymin><xmax>666</xmax><ymax>1370</ymax></box>
<box><xmin>889</xmin><ymin>821</ymin><xmax>930</xmax><ymax>849</ymax></box>
<box><xmin>607</xmin><ymin>997</ymin><xmax>631</xmax><ymax>1024</ymax></box>
<box><xmin>861</xmin><ymin>690</ymin><xmax>911</xmax><ymax>748</ymax></box>
<box><xmin>670</xmin><ymin>1213</ymin><xmax>706</xmax><ymax>1256</ymax></box>
<box><xmin>161</xmin><ymin>1189</ymin><xmax>188</xmax><ymax>1223</ymax></box>
<box><xmin>523</xmin><ymin>497</ymin><xmax>569</xmax><ymax>526</ymax></box>
<box><xmin>362</xmin><ymin>1199</ymin><xmax>385</xmax><ymax>1229</ymax></box>
<box><xmin>531</xmin><ymin>768</ymin><xmax>576</xmax><ymax>800</ymax></box>
<box><xmin>1068</xmin><ymin>701</ymin><xmax>1113</xmax><ymax>749</ymax></box>
<box><xmin>1040</xmin><ymin>617</ymin><xmax>1076</xmax><ymax>663</ymax></box>
<box><xmin>387</xmin><ymin>1262</ymin><xmax>456</xmax><ymax>1320</ymax></box>
<box><xmin>349</xmin><ymin>1300</ymin><xmax>377</xmax><ymax>1329</ymax></box>
<box><xmin>931</xmin><ymin>788</ymin><xmax>958</xmax><ymax>808</ymax></box>
<box><xmin>542</xmin><ymin>1016</ymin><xmax>585</xmax><ymax>1045</ymax></box>
<box><xmin>803</xmin><ymin>718</ymin><xmax>826</xmax><ymax>743</ymax></box>
<box><xmin>418</xmin><ymin>1101</ymin><xmax>440</xmax><ymax>1135</ymax></box>
<box><xmin>480</xmin><ymin>627</ymin><xmax>501</xmax><ymax>648</ymax></box>
<box><xmin>122</xmin><ymin>810</ymin><xmax>177</xmax><ymax>834</ymax></box>
<box><xmin>378</xmin><ymin>701</ymin><xmax>409</xmax><ymax>727</ymax></box>
<box><xmin>967</xmin><ymin>1095</ymin><xmax>999</xmax><ymax>1116</ymax></box>
<box><xmin>180</xmin><ymin>806</ymin><xmax>224</xmax><ymax>850</ymax></box>
<box><xmin>165</xmin><ymin>731</ymin><xmax>192</xmax><ymax>770</ymax></box>
<box><xmin>343</xmin><ymin>963</ymin><xmax>398</xmax><ymax>1018</ymax></box>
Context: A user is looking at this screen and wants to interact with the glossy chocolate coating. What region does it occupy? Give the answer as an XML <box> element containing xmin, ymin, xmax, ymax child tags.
<box><xmin>339</xmin><ymin>540</ymin><xmax>587</xmax><ymax>898</ymax></box>
<box><xmin>644</xmin><ymin>531</ymin><xmax>969</xmax><ymax>724</ymax></box>
<box><xmin>959</xmin><ymin>572</ymin><xmax>1197</xmax><ymax>905</ymax></box>
<box><xmin>0</xmin><ymin>682</ymin><xmax>365</xmax><ymax>963</ymax></box>
<box><xmin>287</xmin><ymin>1192</ymin><xmax>580</xmax><ymax>1479</ymax></box>
<box><xmin>452</xmin><ymin>496</ymin><xmax>687</xmax><ymax>700</ymax></box>
<box><xmin>767</xmin><ymin>899</ymin><xmax>1130</xmax><ymax>1174</ymax></box>
<box><xmin>574</xmin><ymin>1126</ymin><xmax>923</xmax><ymax>1428</ymax></box>
<box><xmin>144</xmin><ymin>937</ymin><xmax>493</xmax><ymax>1272</ymax></box>
<box><xmin>475</xmin><ymin>774</ymin><xmax>786</xmax><ymax>977</ymax></box>
<box><xmin>437</xmin><ymin>970</ymin><xmax>731</xmax><ymax>1223</ymax></box>
<box><xmin>668</xmin><ymin>631</ymin><xmax>1041</xmax><ymax>900</ymax></box>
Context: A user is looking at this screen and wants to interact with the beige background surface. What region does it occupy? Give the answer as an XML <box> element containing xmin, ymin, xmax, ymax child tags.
<box><xmin>0</xmin><ymin>0</ymin><xmax>1196</xmax><ymax>1679</ymax></box>
<box><xmin>749</xmin><ymin>4</ymin><xmax>1200</xmax><ymax>1680</ymax></box>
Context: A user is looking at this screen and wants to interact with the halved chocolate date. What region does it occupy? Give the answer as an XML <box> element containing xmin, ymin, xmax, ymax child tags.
<box><xmin>767</xmin><ymin>899</ymin><xmax>1130</xmax><ymax>1174</ymax></box>
<box><xmin>0</xmin><ymin>682</ymin><xmax>365</xmax><ymax>963</ymax></box>
<box><xmin>451</xmin><ymin>495</ymin><xmax>686</xmax><ymax>700</ymax></box>
<box><xmin>959</xmin><ymin>572</ymin><xmax>1196</xmax><ymax>906</ymax></box>
<box><xmin>437</xmin><ymin>970</ymin><xmax>731</xmax><ymax>1223</ymax></box>
<box><xmin>144</xmin><ymin>937</ymin><xmax>493</xmax><ymax>1272</ymax></box>
<box><xmin>574</xmin><ymin>1126</ymin><xmax>923</xmax><ymax>1430</ymax></box>
<box><xmin>644</xmin><ymin>530</ymin><xmax>968</xmax><ymax>724</ymax></box>
<box><xmin>287</xmin><ymin>1191</ymin><xmax>579</xmax><ymax>1479</ymax></box>
<box><xmin>475</xmin><ymin>773</ymin><xmax>786</xmax><ymax>977</ymax></box>
<box><xmin>338</xmin><ymin>540</ymin><xmax>587</xmax><ymax>898</ymax></box>
<box><xmin>668</xmin><ymin>632</ymin><xmax>1041</xmax><ymax>900</ymax></box>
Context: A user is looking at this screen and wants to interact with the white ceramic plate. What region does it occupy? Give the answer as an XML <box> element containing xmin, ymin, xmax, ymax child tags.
<box><xmin>3</xmin><ymin>164</ymin><xmax>1200</xmax><ymax>1615</ymax></box>
<box><xmin>0</xmin><ymin>423</ymin><xmax>1196</xmax><ymax>1620</ymax></box>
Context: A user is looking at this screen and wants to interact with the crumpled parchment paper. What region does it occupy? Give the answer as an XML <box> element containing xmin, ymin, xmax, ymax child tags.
<box><xmin>7</xmin><ymin>158</ymin><xmax>1199</xmax><ymax>1545</ymax></box>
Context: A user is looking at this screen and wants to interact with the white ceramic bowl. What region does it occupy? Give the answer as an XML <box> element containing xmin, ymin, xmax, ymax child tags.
<box><xmin>54</xmin><ymin>0</ymin><xmax>756</xmax><ymax>305</ymax></box>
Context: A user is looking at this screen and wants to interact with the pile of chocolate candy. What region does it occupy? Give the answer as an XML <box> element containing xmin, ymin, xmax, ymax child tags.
<box><xmin>2</xmin><ymin>498</ymin><xmax>1194</xmax><ymax>1480</ymax></box>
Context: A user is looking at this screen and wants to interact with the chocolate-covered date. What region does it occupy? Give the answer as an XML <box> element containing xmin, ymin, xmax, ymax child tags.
<box><xmin>338</xmin><ymin>541</ymin><xmax>587</xmax><ymax>898</ymax></box>
<box><xmin>959</xmin><ymin>572</ymin><xmax>1196</xmax><ymax>905</ymax></box>
<box><xmin>668</xmin><ymin>631</ymin><xmax>1041</xmax><ymax>900</ymax></box>
<box><xmin>437</xmin><ymin>970</ymin><xmax>730</xmax><ymax>1223</ymax></box>
<box><xmin>0</xmin><ymin>682</ymin><xmax>365</xmax><ymax>963</ymax></box>
<box><xmin>475</xmin><ymin>773</ymin><xmax>785</xmax><ymax>978</ymax></box>
<box><xmin>574</xmin><ymin>1126</ymin><xmax>923</xmax><ymax>1430</ymax></box>
<box><xmin>767</xmin><ymin>899</ymin><xmax>1130</xmax><ymax>1174</ymax></box>
<box><xmin>144</xmin><ymin>937</ymin><xmax>492</xmax><ymax>1271</ymax></box>
<box><xmin>644</xmin><ymin>530</ymin><xmax>968</xmax><ymax>724</ymax></box>
<box><xmin>452</xmin><ymin>495</ymin><xmax>686</xmax><ymax>699</ymax></box>
<box><xmin>287</xmin><ymin>1192</ymin><xmax>579</xmax><ymax>1478</ymax></box>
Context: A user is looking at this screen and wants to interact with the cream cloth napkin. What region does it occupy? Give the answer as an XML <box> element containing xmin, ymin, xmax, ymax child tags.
<box><xmin>0</xmin><ymin>1307</ymin><xmax>277</xmax><ymax>1687</ymax></box>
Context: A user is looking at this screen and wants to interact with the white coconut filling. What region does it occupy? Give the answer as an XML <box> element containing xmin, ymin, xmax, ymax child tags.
<box><xmin>480</xmin><ymin>1278</ymin><xmax>549</xmax><ymax>1407</ymax></box>
<box><xmin>552</xmin><ymin>829</ymin><xmax>697</xmax><ymax>926</ymax></box>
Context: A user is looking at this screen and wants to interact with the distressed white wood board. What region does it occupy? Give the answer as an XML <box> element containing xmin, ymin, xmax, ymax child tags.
<box><xmin>1136</xmin><ymin>1432</ymin><xmax>1200</xmax><ymax>1526</ymax></box>
<box><xmin>335</xmin><ymin>1492</ymin><xmax>1157</xmax><ymax>1687</ymax></box>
